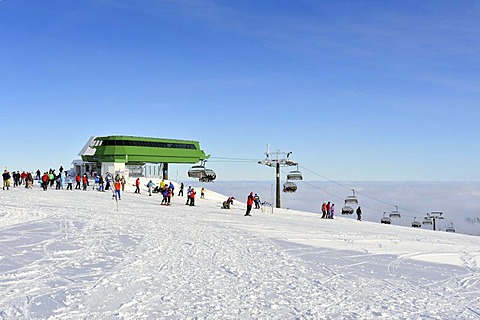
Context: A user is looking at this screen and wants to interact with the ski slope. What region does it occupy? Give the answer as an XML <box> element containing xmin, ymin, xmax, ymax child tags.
<box><xmin>0</xmin><ymin>182</ymin><xmax>479</xmax><ymax>319</ymax></box>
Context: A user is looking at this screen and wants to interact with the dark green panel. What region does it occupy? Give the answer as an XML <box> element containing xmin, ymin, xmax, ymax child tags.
<box><xmin>81</xmin><ymin>136</ymin><xmax>209</xmax><ymax>165</ymax></box>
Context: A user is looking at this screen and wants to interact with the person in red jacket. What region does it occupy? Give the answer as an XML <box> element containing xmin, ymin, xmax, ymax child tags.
<box><xmin>245</xmin><ymin>192</ymin><xmax>255</xmax><ymax>216</ymax></box>
<box><xmin>135</xmin><ymin>178</ymin><xmax>141</xmax><ymax>194</ymax></box>
<box><xmin>321</xmin><ymin>201</ymin><xmax>327</xmax><ymax>218</ymax></box>
<box><xmin>75</xmin><ymin>174</ymin><xmax>81</xmax><ymax>190</ymax></box>
<box><xmin>189</xmin><ymin>188</ymin><xmax>196</xmax><ymax>206</ymax></box>
<box><xmin>114</xmin><ymin>180</ymin><xmax>121</xmax><ymax>200</ymax></box>
<box><xmin>82</xmin><ymin>174</ymin><xmax>88</xmax><ymax>191</ymax></box>
<box><xmin>41</xmin><ymin>172</ymin><xmax>49</xmax><ymax>191</ymax></box>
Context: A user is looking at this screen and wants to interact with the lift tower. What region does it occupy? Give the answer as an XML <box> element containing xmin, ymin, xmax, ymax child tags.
<box><xmin>427</xmin><ymin>211</ymin><xmax>444</xmax><ymax>231</ymax></box>
<box><xmin>258</xmin><ymin>145</ymin><xmax>297</xmax><ymax>208</ymax></box>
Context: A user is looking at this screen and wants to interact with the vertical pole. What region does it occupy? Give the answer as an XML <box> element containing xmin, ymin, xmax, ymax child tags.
<box><xmin>271</xmin><ymin>183</ymin><xmax>274</xmax><ymax>214</ymax></box>
<box><xmin>276</xmin><ymin>162</ymin><xmax>281</xmax><ymax>208</ymax></box>
<box><xmin>163</xmin><ymin>163</ymin><xmax>169</xmax><ymax>180</ymax></box>
<box><xmin>433</xmin><ymin>217</ymin><xmax>436</xmax><ymax>231</ymax></box>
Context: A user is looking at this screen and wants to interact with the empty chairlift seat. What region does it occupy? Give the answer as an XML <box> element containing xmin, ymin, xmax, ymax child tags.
<box><xmin>286</xmin><ymin>170</ymin><xmax>303</xmax><ymax>181</ymax></box>
<box><xmin>389</xmin><ymin>206</ymin><xmax>401</xmax><ymax>219</ymax></box>
<box><xmin>344</xmin><ymin>190</ymin><xmax>358</xmax><ymax>206</ymax></box>
<box><xmin>422</xmin><ymin>217</ymin><xmax>432</xmax><ymax>225</ymax></box>
<box><xmin>446</xmin><ymin>223</ymin><xmax>456</xmax><ymax>233</ymax></box>
<box><xmin>188</xmin><ymin>165</ymin><xmax>206</xmax><ymax>178</ymax></box>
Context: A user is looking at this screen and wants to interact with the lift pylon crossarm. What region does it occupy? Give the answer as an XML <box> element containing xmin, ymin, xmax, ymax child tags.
<box><xmin>258</xmin><ymin>144</ymin><xmax>300</xmax><ymax>208</ymax></box>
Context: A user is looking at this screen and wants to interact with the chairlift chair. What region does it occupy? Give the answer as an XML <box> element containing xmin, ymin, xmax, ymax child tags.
<box><xmin>422</xmin><ymin>217</ymin><xmax>432</xmax><ymax>225</ymax></box>
<box><xmin>411</xmin><ymin>217</ymin><xmax>421</xmax><ymax>228</ymax></box>
<box><xmin>286</xmin><ymin>170</ymin><xmax>303</xmax><ymax>181</ymax></box>
<box><xmin>381</xmin><ymin>212</ymin><xmax>391</xmax><ymax>224</ymax></box>
<box><xmin>199</xmin><ymin>168</ymin><xmax>216</xmax><ymax>182</ymax></box>
<box><xmin>446</xmin><ymin>223</ymin><xmax>456</xmax><ymax>233</ymax></box>
<box><xmin>188</xmin><ymin>165</ymin><xmax>206</xmax><ymax>178</ymax></box>
<box><xmin>283</xmin><ymin>181</ymin><xmax>297</xmax><ymax>193</ymax></box>
<box><xmin>344</xmin><ymin>190</ymin><xmax>358</xmax><ymax>205</ymax></box>
<box><xmin>341</xmin><ymin>205</ymin><xmax>354</xmax><ymax>215</ymax></box>
<box><xmin>389</xmin><ymin>206</ymin><xmax>401</xmax><ymax>219</ymax></box>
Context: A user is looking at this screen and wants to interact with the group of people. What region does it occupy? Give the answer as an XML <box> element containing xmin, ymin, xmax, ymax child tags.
<box><xmin>321</xmin><ymin>201</ymin><xmax>335</xmax><ymax>219</ymax></box>
<box><xmin>321</xmin><ymin>201</ymin><xmax>362</xmax><ymax>221</ymax></box>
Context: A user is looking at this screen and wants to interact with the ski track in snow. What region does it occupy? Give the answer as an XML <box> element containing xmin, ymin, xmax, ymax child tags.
<box><xmin>0</xmin><ymin>184</ymin><xmax>479</xmax><ymax>319</ymax></box>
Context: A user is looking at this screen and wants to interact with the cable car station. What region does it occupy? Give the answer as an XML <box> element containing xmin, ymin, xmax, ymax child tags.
<box><xmin>76</xmin><ymin>135</ymin><xmax>212</xmax><ymax>180</ymax></box>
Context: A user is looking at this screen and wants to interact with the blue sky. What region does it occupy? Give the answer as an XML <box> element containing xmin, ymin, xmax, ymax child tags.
<box><xmin>1</xmin><ymin>0</ymin><xmax>479</xmax><ymax>181</ymax></box>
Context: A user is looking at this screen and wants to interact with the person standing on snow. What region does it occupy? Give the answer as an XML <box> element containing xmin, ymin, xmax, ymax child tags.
<box><xmin>120</xmin><ymin>175</ymin><xmax>126</xmax><ymax>191</ymax></box>
<box><xmin>321</xmin><ymin>201</ymin><xmax>327</xmax><ymax>218</ymax></box>
<box><xmin>178</xmin><ymin>182</ymin><xmax>184</xmax><ymax>196</ymax></box>
<box><xmin>114</xmin><ymin>180</ymin><xmax>121</xmax><ymax>200</ymax></box>
<box><xmin>189</xmin><ymin>188</ymin><xmax>196</xmax><ymax>206</ymax></box>
<box><xmin>82</xmin><ymin>174</ymin><xmax>89</xmax><ymax>191</ymax></box>
<box><xmin>254</xmin><ymin>193</ymin><xmax>261</xmax><ymax>209</ymax></box>
<box><xmin>75</xmin><ymin>174</ymin><xmax>81</xmax><ymax>190</ymax></box>
<box><xmin>98</xmin><ymin>175</ymin><xmax>104</xmax><ymax>191</ymax></box>
<box><xmin>134</xmin><ymin>178</ymin><xmax>141</xmax><ymax>194</ymax></box>
<box><xmin>330</xmin><ymin>204</ymin><xmax>335</xmax><ymax>219</ymax></box>
<box><xmin>2</xmin><ymin>169</ymin><xmax>11</xmax><ymax>190</ymax></box>
<box><xmin>66</xmin><ymin>174</ymin><xmax>73</xmax><ymax>190</ymax></box>
<box><xmin>356</xmin><ymin>206</ymin><xmax>362</xmax><ymax>221</ymax></box>
<box><xmin>147</xmin><ymin>180</ymin><xmax>155</xmax><ymax>196</ymax></box>
<box><xmin>245</xmin><ymin>192</ymin><xmax>255</xmax><ymax>216</ymax></box>
<box><xmin>185</xmin><ymin>186</ymin><xmax>192</xmax><ymax>205</ymax></box>
<box><xmin>200</xmin><ymin>187</ymin><xmax>205</xmax><ymax>199</ymax></box>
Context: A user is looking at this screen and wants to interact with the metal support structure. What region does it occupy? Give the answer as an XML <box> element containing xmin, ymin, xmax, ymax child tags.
<box><xmin>427</xmin><ymin>211</ymin><xmax>444</xmax><ymax>231</ymax></box>
<box><xmin>258</xmin><ymin>144</ymin><xmax>298</xmax><ymax>209</ymax></box>
<box><xmin>162</xmin><ymin>163</ymin><xmax>168</xmax><ymax>180</ymax></box>
<box><xmin>276</xmin><ymin>162</ymin><xmax>281</xmax><ymax>208</ymax></box>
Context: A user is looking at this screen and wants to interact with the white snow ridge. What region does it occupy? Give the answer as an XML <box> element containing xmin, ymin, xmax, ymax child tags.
<box><xmin>0</xmin><ymin>183</ymin><xmax>479</xmax><ymax>319</ymax></box>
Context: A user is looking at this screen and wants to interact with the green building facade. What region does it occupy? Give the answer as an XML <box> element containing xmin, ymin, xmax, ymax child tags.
<box><xmin>76</xmin><ymin>136</ymin><xmax>209</xmax><ymax>179</ymax></box>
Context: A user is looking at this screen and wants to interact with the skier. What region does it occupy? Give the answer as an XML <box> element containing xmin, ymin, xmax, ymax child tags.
<box><xmin>178</xmin><ymin>182</ymin><xmax>184</xmax><ymax>196</ymax></box>
<box><xmin>254</xmin><ymin>193</ymin><xmax>261</xmax><ymax>209</ymax></box>
<box><xmin>98</xmin><ymin>175</ymin><xmax>105</xmax><ymax>191</ymax></box>
<box><xmin>356</xmin><ymin>206</ymin><xmax>362</xmax><ymax>221</ymax></box>
<box><xmin>147</xmin><ymin>180</ymin><xmax>155</xmax><ymax>196</ymax></box>
<box><xmin>189</xmin><ymin>188</ymin><xmax>196</xmax><ymax>206</ymax></box>
<box><xmin>114</xmin><ymin>180</ymin><xmax>121</xmax><ymax>200</ymax></box>
<box><xmin>2</xmin><ymin>170</ymin><xmax>11</xmax><ymax>190</ymax></box>
<box><xmin>321</xmin><ymin>201</ymin><xmax>327</xmax><ymax>218</ymax></box>
<box><xmin>82</xmin><ymin>174</ymin><xmax>88</xmax><ymax>191</ymax></box>
<box><xmin>330</xmin><ymin>204</ymin><xmax>335</xmax><ymax>219</ymax></box>
<box><xmin>41</xmin><ymin>172</ymin><xmax>49</xmax><ymax>191</ymax></box>
<box><xmin>222</xmin><ymin>197</ymin><xmax>235</xmax><ymax>209</ymax></box>
<box><xmin>94</xmin><ymin>175</ymin><xmax>100</xmax><ymax>191</ymax></box>
<box><xmin>200</xmin><ymin>187</ymin><xmax>205</xmax><ymax>199</ymax></box>
<box><xmin>185</xmin><ymin>186</ymin><xmax>192</xmax><ymax>205</ymax></box>
<box><xmin>245</xmin><ymin>192</ymin><xmax>255</xmax><ymax>216</ymax></box>
<box><xmin>120</xmin><ymin>175</ymin><xmax>126</xmax><ymax>191</ymax></box>
<box><xmin>134</xmin><ymin>178</ymin><xmax>141</xmax><ymax>194</ymax></box>
<box><xmin>75</xmin><ymin>174</ymin><xmax>81</xmax><ymax>190</ymax></box>
<box><xmin>66</xmin><ymin>174</ymin><xmax>73</xmax><ymax>190</ymax></box>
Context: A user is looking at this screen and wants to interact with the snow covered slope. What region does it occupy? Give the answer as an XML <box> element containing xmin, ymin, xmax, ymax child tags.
<box><xmin>0</xmin><ymin>183</ymin><xmax>479</xmax><ymax>319</ymax></box>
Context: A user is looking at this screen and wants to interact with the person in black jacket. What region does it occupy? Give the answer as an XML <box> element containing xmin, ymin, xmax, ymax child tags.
<box><xmin>2</xmin><ymin>170</ymin><xmax>11</xmax><ymax>190</ymax></box>
<box><xmin>356</xmin><ymin>206</ymin><xmax>362</xmax><ymax>221</ymax></box>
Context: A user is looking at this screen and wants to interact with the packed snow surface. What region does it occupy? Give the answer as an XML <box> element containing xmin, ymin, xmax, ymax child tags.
<box><xmin>0</xmin><ymin>182</ymin><xmax>479</xmax><ymax>319</ymax></box>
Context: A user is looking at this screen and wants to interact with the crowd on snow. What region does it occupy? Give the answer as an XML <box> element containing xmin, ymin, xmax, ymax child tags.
<box><xmin>1</xmin><ymin>166</ymin><xmax>244</xmax><ymax>212</ymax></box>
<box><xmin>2</xmin><ymin>167</ymin><xmax>355</xmax><ymax>219</ymax></box>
